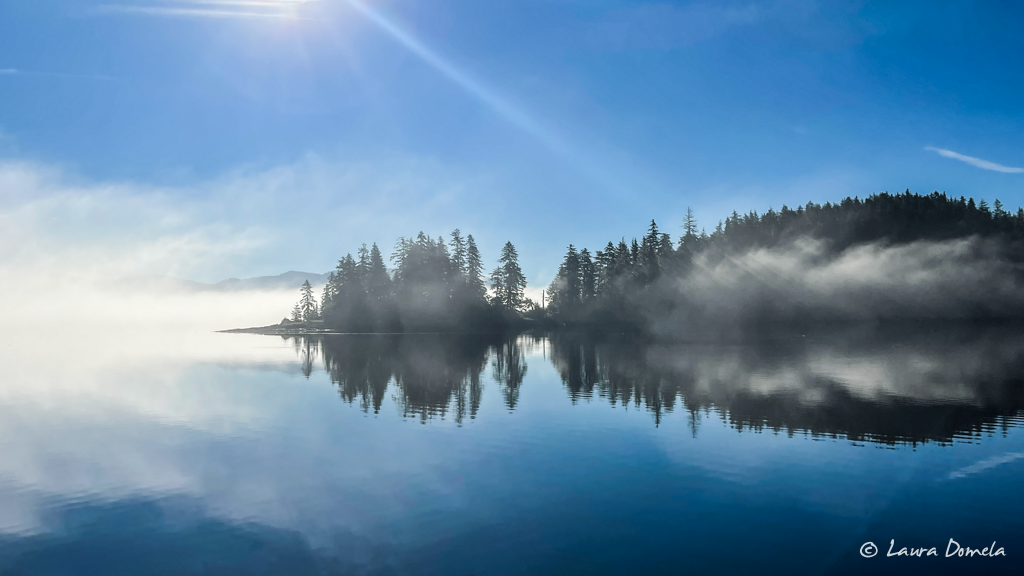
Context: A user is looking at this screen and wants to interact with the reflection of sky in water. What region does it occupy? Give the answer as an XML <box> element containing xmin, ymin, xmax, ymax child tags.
<box><xmin>0</xmin><ymin>330</ymin><xmax>1021</xmax><ymax>575</ymax></box>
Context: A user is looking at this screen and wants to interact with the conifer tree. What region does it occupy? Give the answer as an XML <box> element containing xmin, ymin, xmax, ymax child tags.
<box><xmin>551</xmin><ymin>244</ymin><xmax>581</xmax><ymax>313</ymax></box>
<box><xmin>682</xmin><ymin>207</ymin><xmax>698</xmax><ymax>243</ymax></box>
<box><xmin>640</xmin><ymin>220</ymin><xmax>660</xmax><ymax>283</ymax></box>
<box><xmin>465</xmin><ymin>234</ymin><xmax>486</xmax><ymax>301</ymax></box>
<box><xmin>580</xmin><ymin>248</ymin><xmax>596</xmax><ymax>302</ymax></box>
<box><xmin>357</xmin><ymin>244</ymin><xmax>371</xmax><ymax>281</ymax></box>
<box><xmin>299</xmin><ymin>280</ymin><xmax>318</xmax><ymax>322</ymax></box>
<box><xmin>321</xmin><ymin>277</ymin><xmax>335</xmax><ymax>313</ymax></box>
<box><xmin>365</xmin><ymin>243</ymin><xmax>391</xmax><ymax>302</ymax></box>
<box><xmin>616</xmin><ymin>239</ymin><xmax>630</xmax><ymax>276</ymax></box>
<box><xmin>491</xmin><ymin>241</ymin><xmax>527</xmax><ymax>310</ymax></box>
<box><xmin>595</xmin><ymin>242</ymin><xmax>616</xmax><ymax>294</ymax></box>
<box><xmin>449</xmin><ymin>229</ymin><xmax>467</xmax><ymax>278</ymax></box>
<box><xmin>489</xmin><ymin>267</ymin><xmax>505</xmax><ymax>307</ymax></box>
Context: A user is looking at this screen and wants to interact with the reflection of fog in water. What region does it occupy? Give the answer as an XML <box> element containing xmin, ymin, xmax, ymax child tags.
<box><xmin>288</xmin><ymin>328</ymin><xmax>1024</xmax><ymax>445</ymax></box>
<box><xmin>547</xmin><ymin>327</ymin><xmax>1024</xmax><ymax>444</ymax></box>
<box><xmin>0</xmin><ymin>327</ymin><xmax>1022</xmax><ymax>574</ymax></box>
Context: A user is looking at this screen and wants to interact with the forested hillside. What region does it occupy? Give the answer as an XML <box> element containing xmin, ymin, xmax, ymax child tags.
<box><xmin>288</xmin><ymin>191</ymin><xmax>1024</xmax><ymax>334</ymax></box>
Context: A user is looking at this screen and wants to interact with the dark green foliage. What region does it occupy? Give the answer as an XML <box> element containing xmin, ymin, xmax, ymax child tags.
<box><xmin>490</xmin><ymin>241</ymin><xmax>528</xmax><ymax>311</ymax></box>
<box><xmin>700</xmin><ymin>190</ymin><xmax>1024</xmax><ymax>252</ymax></box>
<box><xmin>314</xmin><ymin>232</ymin><xmax>523</xmax><ymax>332</ymax></box>
<box><xmin>580</xmin><ymin>248</ymin><xmax>596</xmax><ymax>303</ymax></box>
<box><xmin>297</xmin><ymin>280</ymin><xmax>318</xmax><ymax>322</ymax></box>
<box><xmin>465</xmin><ymin>235</ymin><xmax>487</xmax><ymax>301</ymax></box>
<box><xmin>548</xmin><ymin>244</ymin><xmax>580</xmax><ymax>317</ymax></box>
<box><xmin>449</xmin><ymin>229</ymin><xmax>467</xmax><ymax>276</ymax></box>
<box><xmin>545</xmin><ymin>191</ymin><xmax>1024</xmax><ymax>329</ymax></box>
<box><xmin>303</xmin><ymin>282</ymin><xmax>316</xmax><ymax>320</ymax></box>
<box><xmin>296</xmin><ymin>191</ymin><xmax>1023</xmax><ymax>333</ymax></box>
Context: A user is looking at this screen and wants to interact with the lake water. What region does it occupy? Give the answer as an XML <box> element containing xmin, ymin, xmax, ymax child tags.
<box><xmin>0</xmin><ymin>327</ymin><xmax>1022</xmax><ymax>575</ymax></box>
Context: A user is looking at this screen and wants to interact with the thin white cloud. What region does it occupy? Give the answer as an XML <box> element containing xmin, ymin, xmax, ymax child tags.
<box><xmin>96</xmin><ymin>6</ymin><xmax>303</xmax><ymax>19</ymax></box>
<box><xmin>0</xmin><ymin>153</ymin><xmax>486</xmax><ymax>284</ymax></box>
<box><xmin>95</xmin><ymin>1</ymin><xmax>319</xmax><ymax>20</ymax></box>
<box><xmin>925</xmin><ymin>146</ymin><xmax>1024</xmax><ymax>174</ymax></box>
<box><xmin>0</xmin><ymin>68</ymin><xmax>115</xmax><ymax>81</ymax></box>
<box><xmin>179</xmin><ymin>0</ymin><xmax>315</xmax><ymax>5</ymax></box>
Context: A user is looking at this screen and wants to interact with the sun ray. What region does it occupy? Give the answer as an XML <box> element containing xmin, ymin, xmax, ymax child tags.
<box><xmin>342</xmin><ymin>0</ymin><xmax>567</xmax><ymax>156</ymax></box>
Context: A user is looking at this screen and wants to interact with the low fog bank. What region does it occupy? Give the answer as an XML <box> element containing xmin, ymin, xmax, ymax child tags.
<box><xmin>0</xmin><ymin>271</ymin><xmax>299</xmax><ymax>334</ymax></box>
<box><xmin>641</xmin><ymin>236</ymin><xmax>1024</xmax><ymax>338</ymax></box>
<box><xmin>117</xmin><ymin>271</ymin><xmax>330</xmax><ymax>294</ymax></box>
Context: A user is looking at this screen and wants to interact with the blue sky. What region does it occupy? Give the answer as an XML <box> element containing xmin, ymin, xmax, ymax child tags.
<box><xmin>1</xmin><ymin>0</ymin><xmax>1023</xmax><ymax>284</ymax></box>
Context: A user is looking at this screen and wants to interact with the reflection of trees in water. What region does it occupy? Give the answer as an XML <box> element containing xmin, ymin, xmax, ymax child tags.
<box><xmin>287</xmin><ymin>334</ymin><xmax>529</xmax><ymax>424</ymax></box>
<box><xmin>492</xmin><ymin>336</ymin><xmax>529</xmax><ymax>410</ymax></box>
<box><xmin>548</xmin><ymin>334</ymin><xmax>684</xmax><ymax>427</ymax></box>
<box><xmin>292</xmin><ymin>337</ymin><xmax>319</xmax><ymax>379</ymax></box>
<box><xmin>285</xmin><ymin>329</ymin><xmax>1024</xmax><ymax>445</ymax></box>
<box><xmin>315</xmin><ymin>335</ymin><xmax>394</xmax><ymax>415</ymax></box>
<box><xmin>547</xmin><ymin>329</ymin><xmax>1024</xmax><ymax>444</ymax></box>
<box><xmin>391</xmin><ymin>336</ymin><xmax>490</xmax><ymax>423</ymax></box>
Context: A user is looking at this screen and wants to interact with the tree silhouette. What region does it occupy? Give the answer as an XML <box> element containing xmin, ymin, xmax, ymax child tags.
<box><xmin>491</xmin><ymin>241</ymin><xmax>527</xmax><ymax>311</ymax></box>
<box><xmin>682</xmin><ymin>207</ymin><xmax>698</xmax><ymax>243</ymax></box>
<box><xmin>492</xmin><ymin>337</ymin><xmax>528</xmax><ymax>410</ymax></box>
<box><xmin>291</xmin><ymin>190</ymin><xmax>1024</xmax><ymax>333</ymax></box>
<box><xmin>580</xmin><ymin>248</ymin><xmax>596</xmax><ymax>303</ymax></box>
<box><xmin>465</xmin><ymin>234</ymin><xmax>487</xmax><ymax>301</ymax></box>
<box><xmin>538</xmin><ymin>190</ymin><xmax>1024</xmax><ymax>329</ymax></box>
<box><xmin>299</xmin><ymin>280</ymin><xmax>318</xmax><ymax>321</ymax></box>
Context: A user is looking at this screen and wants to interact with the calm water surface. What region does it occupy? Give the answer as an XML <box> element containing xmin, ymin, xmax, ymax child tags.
<box><xmin>0</xmin><ymin>328</ymin><xmax>1022</xmax><ymax>575</ymax></box>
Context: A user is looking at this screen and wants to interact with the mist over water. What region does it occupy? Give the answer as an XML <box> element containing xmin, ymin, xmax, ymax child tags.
<box><xmin>2</xmin><ymin>209</ymin><xmax>1023</xmax><ymax>574</ymax></box>
<box><xmin>0</xmin><ymin>274</ymin><xmax>299</xmax><ymax>333</ymax></box>
<box><xmin>0</xmin><ymin>321</ymin><xmax>1021</xmax><ymax>574</ymax></box>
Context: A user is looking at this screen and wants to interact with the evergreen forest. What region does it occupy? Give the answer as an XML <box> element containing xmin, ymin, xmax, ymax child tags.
<box><xmin>286</xmin><ymin>191</ymin><xmax>1024</xmax><ymax>333</ymax></box>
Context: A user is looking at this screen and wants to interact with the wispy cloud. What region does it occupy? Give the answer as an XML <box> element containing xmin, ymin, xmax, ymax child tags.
<box><xmin>97</xmin><ymin>7</ymin><xmax>297</xmax><ymax>19</ymax></box>
<box><xmin>0</xmin><ymin>67</ymin><xmax>115</xmax><ymax>81</ymax></box>
<box><xmin>925</xmin><ymin>146</ymin><xmax>1024</xmax><ymax>174</ymax></box>
<box><xmin>179</xmin><ymin>0</ymin><xmax>313</xmax><ymax>5</ymax></box>
<box><xmin>0</xmin><ymin>153</ymin><xmax>488</xmax><ymax>284</ymax></box>
<box><xmin>96</xmin><ymin>0</ymin><xmax>317</xmax><ymax>20</ymax></box>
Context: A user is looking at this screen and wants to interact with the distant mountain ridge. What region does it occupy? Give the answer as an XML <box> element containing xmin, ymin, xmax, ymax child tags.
<box><xmin>121</xmin><ymin>271</ymin><xmax>330</xmax><ymax>292</ymax></box>
<box><xmin>211</xmin><ymin>271</ymin><xmax>331</xmax><ymax>291</ymax></box>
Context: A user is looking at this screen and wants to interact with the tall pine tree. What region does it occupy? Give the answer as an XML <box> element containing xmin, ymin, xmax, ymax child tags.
<box><xmin>491</xmin><ymin>241</ymin><xmax>527</xmax><ymax>310</ymax></box>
